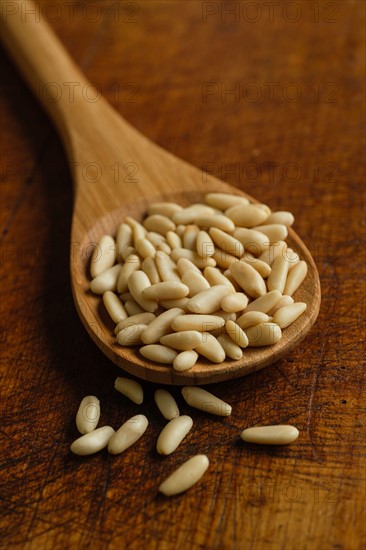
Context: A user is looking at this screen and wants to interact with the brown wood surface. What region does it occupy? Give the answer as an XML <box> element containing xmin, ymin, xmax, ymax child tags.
<box><xmin>1</xmin><ymin>1</ymin><xmax>365</xmax><ymax>548</ymax></box>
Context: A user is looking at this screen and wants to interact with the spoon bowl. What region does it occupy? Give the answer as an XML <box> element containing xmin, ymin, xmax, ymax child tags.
<box><xmin>1</xmin><ymin>1</ymin><xmax>321</xmax><ymax>384</ymax></box>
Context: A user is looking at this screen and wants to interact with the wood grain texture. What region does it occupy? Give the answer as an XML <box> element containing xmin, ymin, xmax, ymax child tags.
<box><xmin>0</xmin><ymin>0</ymin><xmax>365</xmax><ymax>548</ymax></box>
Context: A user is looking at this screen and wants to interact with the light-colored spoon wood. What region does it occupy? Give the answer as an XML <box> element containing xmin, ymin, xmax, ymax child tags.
<box><xmin>1</xmin><ymin>1</ymin><xmax>320</xmax><ymax>385</ymax></box>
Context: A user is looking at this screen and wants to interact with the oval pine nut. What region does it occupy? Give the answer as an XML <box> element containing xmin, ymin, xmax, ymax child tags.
<box><xmin>236</xmin><ymin>311</ymin><xmax>270</xmax><ymax>329</ymax></box>
<box><xmin>140</xmin><ymin>344</ymin><xmax>178</xmax><ymax>364</ymax></box>
<box><xmin>229</xmin><ymin>261</ymin><xmax>266</xmax><ymax>298</ymax></box>
<box><xmin>194</xmin><ymin>333</ymin><xmax>226</xmax><ymax>363</ymax></box>
<box><xmin>245</xmin><ymin>322</ymin><xmax>282</xmax><ymax>346</ymax></box>
<box><xmin>171</xmin><ymin>314</ymin><xmax>225</xmax><ymax>332</ymax></box>
<box><xmin>172</xmin><ymin>205</ymin><xmax>215</xmax><ymax>225</ymax></box>
<box><xmin>217</xmin><ymin>333</ymin><xmax>243</xmax><ymax>360</ymax></box>
<box><xmin>233</xmin><ymin>228</ymin><xmax>269</xmax><ymax>255</ymax></box>
<box><xmin>176</xmin><ymin>257</ymin><xmax>202</xmax><ymax>276</ymax></box>
<box><xmin>258</xmin><ymin>240</ymin><xmax>287</xmax><ymax>266</ymax></box>
<box><xmin>124</xmin><ymin>300</ymin><xmax>145</xmax><ymax>316</ymax></box>
<box><xmin>221</xmin><ymin>292</ymin><xmax>249</xmax><ymax>313</ymax></box>
<box><xmin>194</xmin><ymin>215</ymin><xmax>235</xmax><ymax>233</ymax></box>
<box><xmin>205</xmin><ymin>192</ymin><xmax>249</xmax><ymax>210</ymax></box>
<box><xmin>273</xmin><ymin>302</ymin><xmax>307</xmax><ymax>328</ymax></box>
<box><xmin>141</xmin><ymin>307</ymin><xmax>184</xmax><ymax>344</ymax></box>
<box><xmin>156</xmin><ymin>415</ymin><xmax>193</xmax><ymax>455</ymax></box>
<box><xmin>159</xmin><ymin>454</ymin><xmax>209</xmax><ymax>496</ymax></box>
<box><xmin>132</xmin><ymin>222</ymin><xmax>147</xmax><ymax>247</ymax></box>
<box><xmin>226</xmin><ymin>204</ymin><xmax>267</xmax><ymax>227</ymax></box>
<box><xmin>90</xmin><ymin>264</ymin><xmax>121</xmax><ymax>294</ymax></box>
<box><xmin>114</xmin><ymin>377</ymin><xmax>143</xmax><ymax>404</ymax></box>
<box><xmin>268</xmin><ymin>295</ymin><xmax>294</xmax><ymax>315</ymax></box>
<box><xmin>142</xmin><ymin>256</ymin><xmax>161</xmax><ymax>284</ymax></box>
<box><xmin>154</xmin><ymin>389</ymin><xmax>180</xmax><ymax>420</ymax></box>
<box><xmin>254</xmin><ymin>224</ymin><xmax>288</xmax><ymax>242</ymax></box>
<box><xmin>142</xmin><ymin>281</ymin><xmax>189</xmax><ymax>301</ymax></box>
<box><xmin>244</xmin><ymin>289</ymin><xmax>282</xmax><ymax>313</ymax></box>
<box><xmin>241</xmin><ymin>257</ymin><xmax>272</xmax><ymax>278</ymax></box>
<box><xmin>116</xmin><ymin>223</ymin><xmax>133</xmax><ymax>262</ymax></box>
<box><xmin>155</xmin><ymin>251</ymin><xmax>181</xmax><ymax>283</ymax></box>
<box><xmin>114</xmin><ymin>312</ymin><xmax>155</xmax><ymax>334</ymax></box>
<box><xmin>71</xmin><ymin>426</ymin><xmax>115</xmax><ymax>456</ymax></box>
<box><xmin>160</xmin><ymin>331</ymin><xmax>202</xmax><ymax>351</ymax></box>
<box><xmin>212</xmin><ymin>249</ymin><xmax>238</xmax><ymax>269</ymax></box>
<box><xmin>147</xmin><ymin>202</ymin><xmax>183</xmax><ymax>217</ymax></box>
<box><xmin>182</xmin><ymin>269</ymin><xmax>210</xmax><ymax>297</ymax></box>
<box><xmin>187</xmin><ymin>285</ymin><xmax>232</xmax><ymax>314</ymax></box>
<box><xmin>225</xmin><ymin>320</ymin><xmax>249</xmax><ymax>348</ymax></box>
<box><xmin>182</xmin><ymin>386</ymin><xmax>231</xmax><ymax>416</ymax></box>
<box><xmin>90</xmin><ymin>235</ymin><xmax>116</xmax><ymax>278</ymax></box>
<box><xmin>196</xmin><ymin>230</ymin><xmax>215</xmax><ymax>258</ymax></box>
<box><xmin>135</xmin><ymin>238</ymin><xmax>156</xmax><ymax>259</ymax></box>
<box><xmin>241</xmin><ymin>425</ymin><xmax>299</xmax><ymax>445</ymax></box>
<box><xmin>160</xmin><ymin>297</ymin><xmax>190</xmax><ymax>311</ymax></box>
<box><xmin>117</xmin><ymin>254</ymin><xmax>141</xmax><ymax>294</ymax></box>
<box><xmin>265</xmin><ymin>211</ymin><xmax>295</xmax><ymax>226</ymax></box>
<box><xmin>283</xmin><ymin>260</ymin><xmax>308</xmax><ymax>296</ymax></box>
<box><xmin>267</xmin><ymin>255</ymin><xmax>289</xmax><ymax>294</ymax></box>
<box><xmin>103</xmin><ymin>291</ymin><xmax>128</xmax><ymax>324</ymax></box>
<box><xmin>209</xmin><ymin>227</ymin><xmax>244</xmax><ymax>258</ymax></box>
<box><xmin>285</xmin><ymin>248</ymin><xmax>300</xmax><ymax>270</ymax></box>
<box><xmin>76</xmin><ymin>396</ymin><xmax>100</xmax><ymax>434</ymax></box>
<box><xmin>143</xmin><ymin>215</ymin><xmax>176</xmax><ymax>235</ymax></box>
<box><xmin>128</xmin><ymin>271</ymin><xmax>158</xmax><ymax>313</ymax></box>
<box><xmin>156</xmin><ymin>242</ymin><xmax>172</xmax><ymax>255</ymax></box>
<box><xmin>108</xmin><ymin>414</ymin><xmax>149</xmax><ymax>455</ymax></box>
<box><xmin>116</xmin><ymin>323</ymin><xmax>148</xmax><ymax>346</ymax></box>
<box><xmin>166</xmin><ymin>230</ymin><xmax>182</xmax><ymax>249</ymax></box>
<box><xmin>173</xmin><ymin>350</ymin><xmax>199</xmax><ymax>371</ymax></box>
<box><xmin>182</xmin><ymin>225</ymin><xmax>199</xmax><ymax>250</ymax></box>
<box><xmin>146</xmin><ymin>231</ymin><xmax>165</xmax><ymax>247</ymax></box>
<box><xmin>203</xmin><ymin>267</ymin><xmax>236</xmax><ymax>291</ymax></box>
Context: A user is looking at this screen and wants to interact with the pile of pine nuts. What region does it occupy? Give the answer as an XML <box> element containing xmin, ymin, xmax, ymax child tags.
<box><xmin>89</xmin><ymin>193</ymin><xmax>308</xmax><ymax>369</ymax></box>
<box><xmin>70</xmin><ymin>378</ymin><xmax>299</xmax><ymax>496</ymax></box>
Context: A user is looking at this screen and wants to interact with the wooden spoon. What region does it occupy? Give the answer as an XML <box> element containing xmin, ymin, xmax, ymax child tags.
<box><xmin>1</xmin><ymin>1</ymin><xmax>320</xmax><ymax>385</ymax></box>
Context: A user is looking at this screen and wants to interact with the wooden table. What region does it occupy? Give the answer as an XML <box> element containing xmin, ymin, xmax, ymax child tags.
<box><xmin>1</xmin><ymin>1</ymin><xmax>365</xmax><ymax>548</ymax></box>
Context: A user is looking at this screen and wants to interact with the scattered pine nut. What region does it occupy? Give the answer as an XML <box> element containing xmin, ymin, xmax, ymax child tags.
<box><xmin>240</xmin><ymin>425</ymin><xmax>299</xmax><ymax>445</ymax></box>
<box><xmin>156</xmin><ymin>415</ymin><xmax>193</xmax><ymax>455</ymax></box>
<box><xmin>108</xmin><ymin>415</ymin><xmax>148</xmax><ymax>455</ymax></box>
<box><xmin>114</xmin><ymin>377</ymin><xmax>144</xmax><ymax>404</ymax></box>
<box><xmin>173</xmin><ymin>350</ymin><xmax>199</xmax><ymax>371</ymax></box>
<box><xmin>182</xmin><ymin>386</ymin><xmax>232</xmax><ymax>416</ymax></box>
<box><xmin>154</xmin><ymin>389</ymin><xmax>180</xmax><ymax>420</ymax></box>
<box><xmin>71</xmin><ymin>426</ymin><xmax>115</xmax><ymax>456</ymax></box>
<box><xmin>103</xmin><ymin>291</ymin><xmax>128</xmax><ymax>324</ymax></box>
<box><xmin>76</xmin><ymin>396</ymin><xmax>100</xmax><ymax>435</ymax></box>
<box><xmin>159</xmin><ymin>455</ymin><xmax>209</xmax><ymax>496</ymax></box>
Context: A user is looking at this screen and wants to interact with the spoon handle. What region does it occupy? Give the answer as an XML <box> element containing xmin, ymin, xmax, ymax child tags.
<box><xmin>0</xmin><ymin>0</ymin><xmax>108</xmax><ymax>148</ymax></box>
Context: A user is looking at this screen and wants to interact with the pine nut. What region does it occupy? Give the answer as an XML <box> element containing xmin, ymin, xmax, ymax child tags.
<box><xmin>182</xmin><ymin>224</ymin><xmax>199</xmax><ymax>250</ymax></box>
<box><xmin>90</xmin><ymin>235</ymin><xmax>116</xmax><ymax>278</ymax></box>
<box><xmin>146</xmin><ymin>231</ymin><xmax>165</xmax><ymax>246</ymax></box>
<box><xmin>108</xmin><ymin>415</ymin><xmax>148</xmax><ymax>454</ymax></box>
<box><xmin>171</xmin><ymin>314</ymin><xmax>225</xmax><ymax>332</ymax></box>
<box><xmin>209</xmin><ymin>227</ymin><xmax>244</xmax><ymax>257</ymax></box>
<box><xmin>116</xmin><ymin>323</ymin><xmax>148</xmax><ymax>346</ymax></box>
<box><xmin>254</xmin><ymin>203</ymin><xmax>272</xmax><ymax>216</ymax></box>
<box><xmin>182</xmin><ymin>269</ymin><xmax>211</xmax><ymax>297</ymax></box>
<box><xmin>159</xmin><ymin>454</ymin><xmax>209</xmax><ymax>496</ymax></box>
<box><xmin>205</xmin><ymin>192</ymin><xmax>249</xmax><ymax>210</ymax></box>
<box><xmin>244</xmin><ymin>289</ymin><xmax>282</xmax><ymax>313</ymax></box>
<box><xmin>143</xmin><ymin>214</ymin><xmax>176</xmax><ymax>235</ymax></box>
<box><xmin>76</xmin><ymin>396</ymin><xmax>100</xmax><ymax>434</ymax></box>
<box><xmin>233</xmin><ymin>228</ymin><xmax>269</xmax><ymax>255</ymax></box>
<box><xmin>128</xmin><ymin>271</ymin><xmax>158</xmax><ymax>313</ymax></box>
<box><xmin>173</xmin><ymin>350</ymin><xmax>199</xmax><ymax>371</ymax></box>
<box><xmin>182</xmin><ymin>386</ymin><xmax>231</xmax><ymax>416</ymax></box>
<box><xmin>115</xmin><ymin>377</ymin><xmax>143</xmax><ymax>404</ymax></box>
<box><xmin>258</xmin><ymin>241</ymin><xmax>287</xmax><ymax>266</ymax></box>
<box><xmin>124</xmin><ymin>300</ymin><xmax>145</xmax><ymax>316</ymax></box>
<box><xmin>212</xmin><ymin>310</ymin><xmax>237</xmax><ymax>322</ymax></box>
<box><xmin>160</xmin><ymin>298</ymin><xmax>190</xmax><ymax>311</ymax></box>
<box><xmin>245</xmin><ymin>322</ymin><xmax>282</xmax><ymax>346</ymax></box>
<box><xmin>286</xmin><ymin>248</ymin><xmax>300</xmax><ymax>270</ymax></box>
<box><xmin>225</xmin><ymin>320</ymin><xmax>249</xmax><ymax>348</ymax></box>
<box><xmin>142</xmin><ymin>257</ymin><xmax>161</xmax><ymax>284</ymax></box>
<box><xmin>187</xmin><ymin>285</ymin><xmax>232</xmax><ymax>314</ymax></box>
<box><xmin>212</xmin><ymin>249</ymin><xmax>238</xmax><ymax>269</ymax></box>
<box><xmin>116</xmin><ymin>223</ymin><xmax>133</xmax><ymax>261</ymax></box>
<box><xmin>265</xmin><ymin>211</ymin><xmax>294</xmax><ymax>226</ymax></box>
<box><xmin>154</xmin><ymin>389</ymin><xmax>180</xmax><ymax>420</ymax></box>
<box><xmin>171</xmin><ymin>248</ymin><xmax>216</xmax><ymax>268</ymax></box>
<box><xmin>254</xmin><ymin>224</ymin><xmax>288</xmax><ymax>241</ymax></box>
<box><xmin>135</xmin><ymin>238</ymin><xmax>156</xmax><ymax>259</ymax></box>
<box><xmin>273</xmin><ymin>302</ymin><xmax>307</xmax><ymax>328</ymax></box>
<box><xmin>176</xmin><ymin>224</ymin><xmax>186</xmax><ymax>237</ymax></box>
<box><xmin>140</xmin><ymin>344</ymin><xmax>178</xmax><ymax>364</ymax></box>
<box><xmin>217</xmin><ymin>334</ymin><xmax>243</xmax><ymax>360</ymax></box>
<box><xmin>194</xmin><ymin>215</ymin><xmax>235</xmax><ymax>233</ymax></box>
<box><xmin>166</xmin><ymin>230</ymin><xmax>182</xmax><ymax>249</ymax></box>
<box><xmin>176</xmin><ymin>257</ymin><xmax>202</xmax><ymax>276</ymax></box>
<box><xmin>155</xmin><ymin>251</ymin><xmax>181</xmax><ymax>283</ymax></box>
<box><xmin>156</xmin><ymin>415</ymin><xmax>193</xmax><ymax>455</ymax></box>
<box><xmin>229</xmin><ymin>261</ymin><xmax>267</xmax><ymax>298</ymax></box>
<box><xmin>172</xmin><ymin>205</ymin><xmax>215</xmax><ymax>225</ymax></box>
<box><xmin>132</xmin><ymin>222</ymin><xmax>146</xmax><ymax>247</ymax></box>
<box><xmin>90</xmin><ymin>264</ymin><xmax>121</xmax><ymax>294</ymax></box>
<box><xmin>142</xmin><ymin>281</ymin><xmax>189</xmax><ymax>301</ymax></box>
<box><xmin>117</xmin><ymin>254</ymin><xmax>141</xmax><ymax>294</ymax></box>
<box><xmin>194</xmin><ymin>333</ymin><xmax>226</xmax><ymax>363</ymax></box>
<box><xmin>147</xmin><ymin>202</ymin><xmax>182</xmax><ymax>217</ymax></box>
<box><xmin>114</xmin><ymin>312</ymin><xmax>155</xmax><ymax>334</ymax></box>
<box><xmin>203</xmin><ymin>267</ymin><xmax>236</xmax><ymax>291</ymax></box>
<box><xmin>141</xmin><ymin>307</ymin><xmax>184</xmax><ymax>344</ymax></box>
<box><xmin>241</xmin><ymin>257</ymin><xmax>272</xmax><ymax>278</ymax></box>
<box><xmin>284</xmin><ymin>260</ymin><xmax>308</xmax><ymax>296</ymax></box>
<box><xmin>221</xmin><ymin>292</ymin><xmax>249</xmax><ymax>313</ymax></box>
<box><xmin>71</xmin><ymin>426</ymin><xmax>115</xmax><ymax>456</ymax></box>
<box><xmin>236</xmin><ymin>311</ymin><xmax>269</xmax><ymax>329</ymax></box>
<box><xmin>267</xmin><ymin>255</ymin><xmax>289</xmax><ymax>293</ymax></box>
<box><xmin>196</xmin><ymin>230</ymin><xmax>215</xmax><ymax>257</ymax></box>
<box><xmin>226</xmin><ymin>204</ymin><xmax>267</xmax><ymax>227</ymax></box>
<box><xmin>160</xmin><ymin>331</ymin><xmax>203</xmax><ymax>351</ymax></box>
<box><xmin>268</xmin><ymin>295</ymin><xmax>294</xmax><ymax>315</ymax></box>
<box><xmin>241</xmin><ymin>425</ymin><xmax>299</xmax><ymax>445</ymax></box>
<box><xmin>103</xmin><ymin>291</ymin><xmax>128</xmax><ymax>324</ymax></box>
